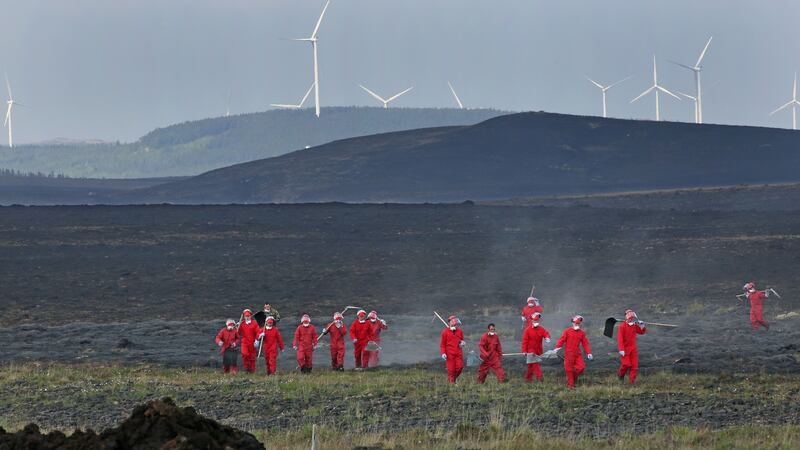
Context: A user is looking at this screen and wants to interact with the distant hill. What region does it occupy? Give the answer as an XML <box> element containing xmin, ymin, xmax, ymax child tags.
<box><xmin>0</xmin><ymin>107</ymin><xmax>506</xmax><ymax>179</ymax></box>
<box><xmin>131</xmin><ymin>111</ymin><xmax>800</xmax><ymax>204</ymax></box>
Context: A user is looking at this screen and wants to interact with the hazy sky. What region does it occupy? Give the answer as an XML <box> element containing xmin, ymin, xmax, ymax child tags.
<box><xmin>1</xmin><ymin>0</ymin><xmax>799</xmax><ymax>143</ymax></box>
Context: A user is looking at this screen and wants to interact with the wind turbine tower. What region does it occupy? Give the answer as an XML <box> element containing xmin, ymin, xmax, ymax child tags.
<box><xmin>292</xmin><ymin>1</ymin><xmax>330</xmax><ymax>118</ymax></box>
<box><xmin>770</xmin><ymin>73</ymin><xmax>800</xmax><ymax>130</ymax></box>
<box><xmin>670</xmin><ymin>37</ymin><xmax>712</xmax><ymax>124</ymax></box>
<box><xmin>586</xmin><ymin>76</ymin><xmax>629</xmax><ymax>118</ymax></box>
<box><xmin>630</xmin><ymin>55</ymin><xmax>680</xmax><ymax>121</ymax></box>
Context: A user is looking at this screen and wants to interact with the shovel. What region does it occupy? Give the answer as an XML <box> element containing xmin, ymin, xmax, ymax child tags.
<box><xmin>365</xmin><ymin>340</ymin><xmax>382</xmax><ymax>351</ymax></box>
<box><xmin>317</xmin><ymin>305</ymin><xmax>364</xmax><ymax>341</ymax></box>
<box><xmin>603</xmin><ymin>317</ymin><xmax>678</xmax><ymax>338</ymax></box>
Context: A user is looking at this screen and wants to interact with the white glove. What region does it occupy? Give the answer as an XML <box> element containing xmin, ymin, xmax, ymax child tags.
<box><xmin>217</xmin><ymin>341</ymin><xmax>223</xmax><ymax>347</ymax></box>
<box><xmin>293</xmin><ymin>346</ymin><xmax>298</xmax><ymax>351</ymax></box>
<box><xmin>554</xmin><ymin>347</ymin><xmax>561</xmax><ymax>353</ymax></box>
<box><xmin>459</xmin><ymin>340</ymin><xmax>466</xmax><ymax>348</ymax></box>
<box><xmin>258</xmin><ymin>332</ymin><xmax>265</xmax><ymax>339</ymax></box>
<box><xmin>764</xmin><ymin>290</ymin><xmax>770</xmax><ymax>298</ymax></box>
<box><xmin>587</xmin><ymin>354</ymin><xmax>593</xmax><ymax>361</ymax></box>
<box><xmin>231</xmin><ymin>342</ymin><xmax>237</xmax><ymax>348</ymax></box>
<box><xmin>441</xmin><ymin>353</ymin><xmax>447</xmax><ymax>360</ymax></box>
<box><xmin>253</xmin><ymin>341</ymin><xmax>260</xmax><ymax>348</ymax></box>
<box><xmin>352</xmin><ymin>339</ymin><xmax>358</xmax><ymax>344</ymax></box>
<box><xmin>545</xmin><ymin>338</ymin><xmax>551</xmax><ymax>343</ymax></box>
<box><xmin>520</xmin><ymin>316</ymin><xmax>526</xmax><ymax>322</ymax></box>
<box><xmin>638</xmin><ymin>320</ymin><xmax>646</xmax><ymax>328</ymax></box>
<box><xmin>380</xmin><ymin>319</ymin><xmax>387</xmax><ymax>326</ymax></box>
<box><xmin>619</xmin><ymin>350</ymin><xmax>625</xmax><ymax>357</ymax></box>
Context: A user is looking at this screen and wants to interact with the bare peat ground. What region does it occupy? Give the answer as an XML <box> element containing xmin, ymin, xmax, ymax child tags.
<box><xmin>0</xmin><ymin>203</ymin><xmax>799</xmax><ymax>448</ymax></box>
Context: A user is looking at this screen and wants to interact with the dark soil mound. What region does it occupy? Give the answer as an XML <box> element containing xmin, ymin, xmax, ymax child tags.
<box><xmin>0</xmin><ymin>398</ymin><xmax>264</xmax><ymax>450</ymax></box>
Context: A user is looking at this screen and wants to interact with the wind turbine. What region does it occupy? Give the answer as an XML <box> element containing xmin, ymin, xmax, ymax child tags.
<box><xmin>586</xmin><ymin>76</ymin><xmax>630</xmax><ymax>118</ymax></box>
<box><xmin>225</xmin><ymin>92</ymin><xmax>231</xmax><ymax>117</ymax></box>
<box><xmin>270</xmin><ymin>83</ymin><xmax>316</xmax><ymax>109</ymax></box>
<box><xmin>770</xmin><ymin>72</ymin><xmax>800</xmax><ymax>130</ymax></box>
<box><xmin>447</xmin><ymin>81</ymin><xmax>464</xmax><ymax>109</ymax></box>
<box><xmin>291</xmin><ymin>0</ymin><xmax>330</xmax><ymax>118</ymax></box>
<box><xmin>670</xmin><ymin>37</ymin><xmax>712</xmax><ymax>124</ymax></box>
<box><xmin>359</xmin><ymin>85</ymin><xmax>414</xmax><ymax>109</ymax></box>
<box><xmin>4</xmin><ymin>74</ymin><xmax>21</xmax><ymax>148</ymax></box>
<box><xmin>630</xmin><ymin>55</ymin><xmax>680</xmax><ymax>121</ymax></box>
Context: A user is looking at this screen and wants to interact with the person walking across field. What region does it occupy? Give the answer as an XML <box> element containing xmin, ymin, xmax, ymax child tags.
<box><xmin>258</xmin><ymin>316</ymin><xmax>284</xmax><ymax>375</ymax></box>
<box><xmin>522</xmin><ymin>312</ymin><xmax>551</xmax><ymax>382</ymax></box>
<box><xmin>215</xmin><ymin>319</ymin><xmax>240</xmax><ymax>374</ymax></box>
<box><xmin>554</xmin><ymin>315</ymin><xmax>593</xmax><ymax>389</ymax></box>
<box><xmin>293</xmin><ymin>314</ymin><xmax>318</xmax><ymax>373</ymax></box>
<box><xmin>440</xmin><ymin>315</ymin><xmax>466</xmax><ymax>383</ymax></box>
<box><xmin>477</xmin><ymin>323</ymin><xmax>506</xmax><ymax>383</ymax></box>
<box><xmin>617</xmin><ymin>309</ymin><xmax>646</xmax><ymax>384</ymax></box>
<box><xmin>238</xmin><ymin>309</ymin><xmax>260</xmax><ymax>373</ymax></box>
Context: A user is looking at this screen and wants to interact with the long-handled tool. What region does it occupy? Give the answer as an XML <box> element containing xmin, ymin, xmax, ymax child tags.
<box><xmin>433</xmin><ymin>311</ymin><xmax>449</xmax><ymax>327</ymax></box>
<box><xmin>603</xmin><ymin>317</ymin><xmax>678</xmax><ymax>338</ymax></box>
<box><xmin>737</xmin><ymin>287</ymin><xmax>781</xmax><ymax>301</ymax></box>
<box><xmin>317</xmin><ymin>305</ymin><xmax>363</xmax><ymax>341</ymax></box>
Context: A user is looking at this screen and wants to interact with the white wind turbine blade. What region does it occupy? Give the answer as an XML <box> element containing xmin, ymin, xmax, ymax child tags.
<box><xmin>652</xmin><ymin>55</ymin><xmax>658</xmax><ymax>84</ymax></box>
<box><xmin>586</xmin><ymin>77</ymin><xmax>604</xmax><ymax>89</ymax></box>
<box><xmin>669</xmin><ymin>60</ymin><xmax>696</xmax><ymax>72</ymax></box>
<box><xmin>359</xmin><ymin>85</ymin><xmax>387</xmax><ymax>104</ymax></box>
<box><xmin>770</xmin><ymin>100</ymin><xmax>794</xmax><ymax>115</ymax></box>
<box><xmin>794</xmin><ymin>73</ymin><xmax>797</xmax><ymax>101</ymax></box>
<box><xmin>3</xmin><ymin>105</ymin><xmax>10</xmax><ymax>127</ymax></box>
<box><xmin>695</xmin><ymin>36</ymin><xmax>713</xmax><ymax>68</ymax></box>
<box><xmin>291</xmin><ymin>38</ymin><xmax>314</xmax><ymax>42</ymax></box>
<box><xmin>386</xmin><ymin>87</ymin><xmax>414</xmax><ymax>103</ymax></box>
<box><xmin>311</xmin><ymin>0</ymin><xmax>331</xmax><ymax>40</ymax></box>
<box><xmin>4</xmin><ymin>74</ymin><xmax>12</xmax><ymax>100</ymax></box>
<box><xmin>606</xmin><ymin>76</ymin><xmax>631</xmax><ymax>90</ymax></box>
<box><xmin>448</xmin><ymin>81</ymin><xmax>463</xmax><ymax>109</ymax></box>
<box><xmin>678</xmin><ymin>91</ymin><xmax>696</xmax><ymax>101</ymax></box>
<box><xmin>299</xmin><ymin>83</ymin><xmax>315</xmax><ymax>107</ymax></box>
<box><xmin>657</xmin><ymin>85</ymin><xmax>681</xmax><ymax>100</ymax></box>
<box><xmin>630</xmin><ymin>86</ymin><xmax>655</xmax><ymax>103</ymax></box>
<box><xmin>270</xmin><ymin>104</ymin><xmax>300</xmax><ymax>109</ymax></box>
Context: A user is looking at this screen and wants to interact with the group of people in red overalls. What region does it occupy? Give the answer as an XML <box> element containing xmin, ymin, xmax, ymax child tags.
<box><xmin>215</xmin><ymin>306</ymin><xmax>388</xmax><ymax>375</ymax></box>
<box><xmin>440</xmin><ymin>295</ymin><xmax>646</xmax><ymax>389</ymax></box>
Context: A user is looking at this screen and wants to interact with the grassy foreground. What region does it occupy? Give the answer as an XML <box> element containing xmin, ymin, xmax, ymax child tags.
<box><xmin>0</xmin><ymin>364</ymin><xmax>798</xmax><ymax>449</ymax></box>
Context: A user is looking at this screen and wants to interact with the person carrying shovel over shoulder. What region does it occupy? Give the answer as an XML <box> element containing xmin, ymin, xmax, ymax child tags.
<box><xmin>743</xmin><ymin>282</ymin><xmax>771</xmax><ymax>331</ymax></box>
<box><xmin>321</xmin><ymin>312</ymin><xmax>348</xmax><ymax>371</ymax></box>
<box><xmin>215</xmin><ymin>319</ymin><xmax>240</xmax><ymax>374</ymax></box>
<box><xmin>617</xmin><ymin>309</ymin><xmax>646</xmax><ymax>384</ymax></box>
<box><xmin>477</xmin><ymin>323</ymin><xmax>506</xmax><ymax>383</ymax></box>
<box><xmin>262</xmin><ymin>302</ymin><xmax>281</xmax><ymax>324</ymax></box>
<box><xmin>521</xmin><ymin>297</ymin><xmax>543</xmax><ymax>328</ymax></box>
<box><xmin>522</xmin><ymin>312</ymin><xmax>551</xmax><ymax>382</ymax></box>
<box><xmin>440</xmin><ymin>315</ymin><xmax>466</xmax><ymax>383</ymax></box>
<box><xmin>258</xmin><ymin>316</ymin><xmax>284</xmax><ymax>375</ymax></box>
<box><xmin>554</xmin><ymin>315</ymin><xmax>593</xmax><ymax>389</ymax></box>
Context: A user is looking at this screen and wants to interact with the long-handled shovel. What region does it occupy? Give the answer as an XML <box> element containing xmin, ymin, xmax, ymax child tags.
<box><xmin>603</xmin><ymin>317</ymin><xmax>678</xmax><ymax>338</ymax></box>
<box><xmin>317</xmin><ymin>305</ymin><xmax>363</xmax><ymax>341</ymax></box>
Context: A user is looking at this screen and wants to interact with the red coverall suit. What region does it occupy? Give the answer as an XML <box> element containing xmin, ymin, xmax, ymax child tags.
<box><xmin>440</xmin><ymin>328</ymin><xmax>465</xmax><ymax>383</ymax></box>
<box><xmin>215</xmin><ymin>327</ymin><xmax>240</xmax><ymax>374</ymax></box>
<box><xmin>748</xmin><ymin>291</ymin><xmax>769</xmax><ymax>331</ymax></box>
<box><xmin>260</xmin><ymin>326</ymin><xmax>284</xmax><ymax>375</ymax></box>
<box><xmin>556</xmin><ymin>327</ymin><xmax>592</xmax><ymax>388</ymax></box>
<box><xmin>323</xmin><ymin>323</ymin><xmax>348</xmax><ymax>369</ymax></box>
<box><xmin>238</xmin><ymin>320</ymin><xmax>261</xmax><ymax>373</ymax></box>
<box><xmin>350</xmin><ymin>320</ymin><xmax>371</xmax><ymax>368</ymax></box>
<box><xmin>477</xmin><ymin>333</ymin><xmax>506</xmax><ymax>383</ymax></box>
<box><xmin>522</xmin><ymin>325</ymin><xmax>550</xmax><ymax>382</ymax></box>
<box><xmin>617</xmin><ymin>322</ymin><xmax>646</xmax><ymax>383</ymax></box>
<box><xmin>364</xmin><ymin>320</ymin><xmax>388</xmax><ymax>368</ymax></box>
<box><xmin>293</xmin><ymin>324</ymin><xmax>318</xmax><ymax>371</ymax></box>
<box><xmin>521</xmin><ymin>304</ymin><xmax>544</xmax><ymax>328</ymax></box>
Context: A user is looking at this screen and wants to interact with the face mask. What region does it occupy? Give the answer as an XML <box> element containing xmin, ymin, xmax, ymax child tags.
<box><xmin>450</xmin><ymin>326</ymin><xmax>456</xmax><ymax>331</ymax></box>
<box><xmin>245</xmin><ymin>318</ymin><xmax>251</xmax><ymax>323</ymax></box>
<box><xmin>227</xmin><ymin>325</ymin><xmax>234</xmax><ymax>331</ymax></box>
<box><xmin>359</xmin><ymin>318</ymin><xmax>366</xmax><ymax>323</ymax></box>
<box><xmin>488</xmin><ymin>331</ymin><xmax>495</xmax><ymax>336</ymax></box>
<box><xmin>533</xmin><ymin>322</ymin><xmax>539</xmax><ymax>327</ymax></box>
<box><xmin>573</xmin><ymin>324</ymin><xmax>580</xmax><ymax>330</ymax></box>
<box><xmin>370</xmin><ymin>318</ymin><xmax>377</xmax><ymax>322</ymax></box>
<box><xmin>303</xmin><ymin>323</ymin><xmax>310</xmax><ymax>327</ymax></box>
<box><xmin>266</xmin><ymin>325</ymin><xmax>273</xmax><ymax>330</ymax></box>
<box><xmin>335</xmin><ymin>320</ymin><xmax>342</xmax><ymax>327</ymax></box>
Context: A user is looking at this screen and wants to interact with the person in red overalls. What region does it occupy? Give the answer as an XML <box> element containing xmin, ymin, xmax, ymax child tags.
<box><xmin>349</xmin><ymin>310</ymin><xmax>371</xmax><ymax>370</ymax></box>
<box><xmin>521</xmin><ymin>312</ymin><xmax>551</xmax><ymax>382</ymax></box>
<box><xmin>617</xmin><ymin>309</ymin><xmax>646</xmax><ymax>384</ymax></box>
<box><xmin>364</xmin><ymin>310</ymin><xmax>388</xmax><ymax>368</ymax></box>
<box><xmin>238</xmin><ymin>309</ymin><xmax>260</xmax><ymax>373</ymax></box>
<box><xmin>477</xmin><ymin>323</ymin><xmax>506</xmax><ymax>383</ymax></box>
<box><xmin>321</xmin><ymin>312</ymin><xmax>348</xmax><ymax>370</ymax></box>
<box><xmin>521</xmin><ymin>297</ymin><xmax>544</xmax><ymax>329</ymax></box>
<box><xmin>215</xmin><ymin>318</ymin><xmax>240</xmax><ymax>374</ymax></box>
<box><xmin>554</xmin><ymin>315</ymin><xmax>593</xmax><ymax>389</ymax></box>
<box><xmin>743</xmin><ymin>282</ymin><xmax>771</xmax><ymax>331</ymax></box>
<box><xmin>440</xmin><ymin>315</ymin><xmax>465</xmax><ymax>383</ymax></box>
<box><xmin>258</xmin><ymin>316</ymin><xmax>284</xmax><ymax>375</ymax></box>
<box><xmin>293</xmin><ymin>314</ymin><xmax>318</xmax><ymax>373</ymax></box>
